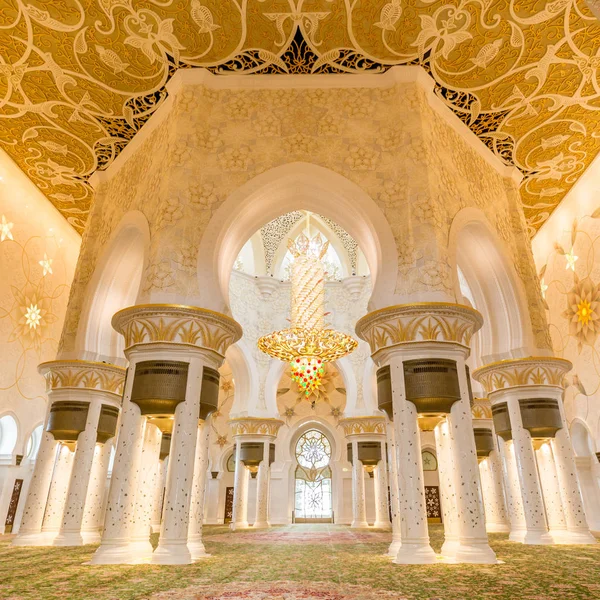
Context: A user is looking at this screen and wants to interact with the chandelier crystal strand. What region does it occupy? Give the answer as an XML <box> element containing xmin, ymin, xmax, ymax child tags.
<box><xmin>258</xmin><ymin>230</ymin><xmax>358</xmax><ymax>397</ymax></box>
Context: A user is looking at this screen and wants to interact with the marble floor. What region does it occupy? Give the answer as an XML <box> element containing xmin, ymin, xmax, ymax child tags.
<box><xmin>1</xmin><ymin>525</ymin><xmax>599</xmax><ymax>599</ymax></box>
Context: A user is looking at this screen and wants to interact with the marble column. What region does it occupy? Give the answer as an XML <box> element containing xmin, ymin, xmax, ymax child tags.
<box><xmin>129</xmin><ymin>421</ymin><xmax>162</xmax><ymax>561</ymax></box>
<box><xmin>54</xmin><ymin>400</ymin><xmax>103</xmax><ymax>546</ymax></box>
<box><xmin>479</xmin><ymin>448</ymin><xmax>510</xmax><ymax>533</ymax></box>
<box><xmin>434</xmin><ymin>420</ymin><xmax>460</xmax><ymax>560</ymax></box>
<box><xmin>41</xmin><ymin>444</ymin><xmax>74</xmax><ymax>541</ymax></box>
<box><xmin>499</xmin><ymin>440</ymin><xmax>528</xmax><ymax>541</ymax></box>
<box><xmin>80</xmin><ymin>440</ymin><xmax>113</xmax><ymax>544</ymax></box>
<box><xmin>153</xmin><ymin>358</ymin><xmax>203</xmax><ymax>564</ymax></box>
<box><xmin>552</xmin><ymin>415</ymin><xmax>596</xmax><ymax>543</ymax></box>
<box><xmin>151</xmin><ymin>458</ymin><xmax>168</xmax><ymax>534</ymax></box>
<box><xmin>231</xmin><ymin>439</ymin><xmax>249</xmax><ymax>530</ymax></box>
<box><xmin>351</xmin><ymin>440</ymin><xmax>368</xmax><ymax>528</ymax></box>
<box><xmin>536</xmin><ymin>442</ymin><xmax>567</xmax><ymax>542</ymax></box>
<box><xmin>373</xmin><ymin>440</ymin><xmax>391</xmax><ymax>529</ymax></box>
<box><xmin>91</xmin><ymin>372</ymin><xmax>147</xmax><ymax>564</ymax></box>
<box><xmin>12</xmin><ymin>428</ymin><xmax>58</xmax><ymax>545</ymax></box>
<box><xmin>473</xmin><ymin>357</ymin><xmax>583</xmax><ymax>545</ymax></box>
<box><xmin>357</xmin><ymin>303</ymin><xmax>495</xmax><ymax>564</ymax></box>
<box><xmin>188</xmin><ymin>419</ymin><xmax>211</xmax><ymax>559</ymax></box>
<box><xmin>385</xmin><ymin>424</ymin><xmax>401</xmax><ymax>557</ymax></box>
<box><xmin>254</xmin><ymin>440</ymin><xmax>272</xmax><ymax>528</ymax></box>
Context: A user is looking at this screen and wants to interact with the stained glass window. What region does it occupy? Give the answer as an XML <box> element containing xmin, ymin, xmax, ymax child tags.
<box><xmin>226</xmin><ymin>452</ymin><xmax>236</xmax><ymax>472</ymax></box>
<box><xmin>294</xmin><ymin>429</ymin><xmax>333</xmax><ymax>520</ymax></box>
<box><xmin>422</xmin><ymin>450</ymin><xmax>438</xmax><ymax>471</ymax></box>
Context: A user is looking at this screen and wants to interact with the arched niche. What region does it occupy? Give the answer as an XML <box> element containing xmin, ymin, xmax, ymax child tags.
<box><xmin>0</xmin><ymin>413</ymin><xmax>18</xmax><ymax>459</ymax></box>
<box><xmin>225</xmin><ymin>341</ymin><xmax>258</xmax><ymax>417</ymax></box>
<box><xmin>25</xmin><ymin>423</ymin><xmax>43</xmax><ymax>461</ymax></box>
<box><xmin>571</xmin><ymin>419</ymin><xmax>596</xmax><ymax>457</ymax></box>
<box><xmin>448</xmin><ymin>208</ymin><xmax>536</xmax><ymax>364</ymax></box>
<box><xmin>73</xmin><ymin>211</ymin><xmax>149</xmax><ymax>364</ymax></box>
<box><xmin>196</xmin><ymin>162</ymin><xmax>398</xmax><ymax>313</ymax></box>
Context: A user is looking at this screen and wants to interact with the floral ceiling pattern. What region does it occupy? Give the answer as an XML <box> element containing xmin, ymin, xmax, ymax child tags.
<box><xmin>0</xmin><ymin>1</ymin><xmax>599</xmax><ymax>234</ymax></box>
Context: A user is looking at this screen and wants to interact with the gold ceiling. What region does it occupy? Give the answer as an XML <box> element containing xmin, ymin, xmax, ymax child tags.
<box><xmin>0</xmin><ymin>1</ymin><xmax>599</xmax><ymax>234</ymax></box>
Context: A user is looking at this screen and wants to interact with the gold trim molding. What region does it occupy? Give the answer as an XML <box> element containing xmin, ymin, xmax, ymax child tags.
<box><xmin>339</xmin><ymin>416</ymin><xmax>386</xmax><ymax>437</ymax></box>
<box><xmin>112</xmin><ymin>304</ymin><xmax>243</xmax><ymax>355</ymax></box>
<box><xmin>471</xmin><ymin>397</ymin><xmax>493</xmax><ymax>420</ymax></box>
<box><xmin>228</xmin><ymin>418</ymin><xmax>284</xmax><ymax>438</ymax></box>
<box><xmin>355</xmin><ymin>303</ymin><xmax>483</xmax><ymax>355</ymax></box>
<box><xmin>38</xmin><ymin>360</ymin><xmax>126</xmax><ymax>397</ymax></box>
<box><xmin>472</xmin><ymin>357</ymin><xmax>572</xmax><ymax>396</ymax></box>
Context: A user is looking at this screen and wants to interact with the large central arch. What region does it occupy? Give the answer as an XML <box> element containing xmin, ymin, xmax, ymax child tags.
<box><xmin>196</xmin><ymin>162</ymin><xmax>398</xmax><ymax>313</ymax></box>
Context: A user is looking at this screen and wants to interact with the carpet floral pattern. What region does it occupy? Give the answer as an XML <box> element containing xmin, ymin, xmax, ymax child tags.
<box><xmin>0</xmin><ymin>525</ymin><xmax>599</xmax><ymax>600</ymax></box>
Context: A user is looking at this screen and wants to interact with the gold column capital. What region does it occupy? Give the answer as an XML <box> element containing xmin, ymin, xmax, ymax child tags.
<box><xmin>355</xmin><ymin>302</ymin><xmax>483</xmax><ymax>357</ymax></box>
<box><xmin>111</xmin><ymin>303</ymin><xmax>243</xmax><ymax>356</ymax></box>
<box><xmin>228</xmin><ymin>417</ymin><xmax>284</xmax><ymax>439</ymax></box>
<box><xmin>38</xmin><ymin>360</ymin><xmax>126</xmax><ymax>398</ymax></box>
<box><xmin>471</xmin><ymin>397</ymin><xmax>493</xmax><ymax>420</ymax></box>
<box><xmin>339</xmin><ymin>415</ymin><xmax>387</xmax><ymax>437</ymax></box>
<box><xmin>472</xmin><ymin>356</ymin><xmax>572</xmax><ymax>396</ymax></box>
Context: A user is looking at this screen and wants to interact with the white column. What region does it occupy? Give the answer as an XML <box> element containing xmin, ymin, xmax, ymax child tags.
<box><xmin>91</xmin><ymin>371</ymin><xmax>147</xmax><ymax>564</ymax></box>
<box><xmin>254</xmin><ymin>440</ymin><xmax>271</xmax><ymax>528</ymax></box>
<box><xmin>506</xmin><ymin>397</ymin><xmax>553</xmax><ymax>544</ymax></box>
<box><xmin>536</xmin><ymin>442</ymin><xmax>567</xmax><ymax>542</ymax></box>
<box><xmin>151</xmin><ymin>458</ymin><xmax>168</xmax><ymax>533</ymax></box>
<box><xmin>129</xmin><ymin>422</ymin><xmax>162</xmax><ymax>562</ymax></box>
<box><xmin>390</xmin><ymin>357</ymin><xmax>436</xmax><ymax>564</ymax></box>
<box><xmin>386</xmin><ymin>424</ymin><xmax>401</xmax><ymax>557</ymax></box>
<box><xmin>41</xmin><ymin>444</ymin><xmax>74</xmax><ymax>541</ymax></box>
<box><xmin>152</xmin><ymin>358</ymin><xmax>203</xmax><ymax>564</ymax></box>
<box><xmin>479</xmin><ymin>447</ymin><xmax>510</xmax><ymax>533</ymax></box>
<box><xmin>498</xmin><ymin>440</ymin><xmax>528</xmax><ymax>541</ymax></box>
<box><xmin>552</xmin><ymin>423</ymin><xmax>596</xmax><ymax>543</ymax></box>
<box><xmin>351</xmin><ymin>440</ymin><xmax>368</xmax><ymax>528</ymax></box>
<box><xmin>54</xmin><ymin>400</ymin><xmax>103</xmax><ymax>546</ymax></box>
<box><xmin>373</xmin><ymin>440</ymin><xmax>391</xmax><ymax>529</ymax></box>
<box><xmin>81</xmin><ymin>439</ymin><xmax>113</xmax><ymax>544</ymax></box>
<box><xmin>188</xmin><ymin>419</ymin><xmax>211</xmax><ymax>559</ymax></box>
<box><xmin>12</xmin><ymin>429</ymin><xmax>59</xmax><ymax>545</ymax></box>
<box><xmin>449</xmin><ymin>361</ymin><xmax>496</xmax><ymax>564</ymax></box>
<box><xmin>231</xmin><ymin>439</ymin><xmax>249</xmax><ymax>530</ymax></box>
<box><xmin>435</xmin><ymin>420</ymin><xmax>460</xmax><ymax>560</ymax></box>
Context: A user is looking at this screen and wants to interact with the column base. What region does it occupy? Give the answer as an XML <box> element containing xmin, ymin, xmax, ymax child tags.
<box><xmin>510</xmin><ymin>529</ymin><xmax>554</xmax><ymax>545</ymax></box>
<box><xmin>440</xmin><ymin>539</ymin><xmax>460</xmax><ymax>560</ymax></box>
<box><xmin>252</xmin><ymin>521</ymin><xmax>270</xmax><ymax>529</ymax></box>
<box><xmin>151</xmin><ymin>542</ymin><xmax>192</xmax><ymax>565</ymax></box>
<box><xmin>188</xmin><ymin>539</ymin><xmax>210</xmax><ymax>560</ymax></box>
<box><xmin>350</xmin><ymin>520</ymin><xmax>369</xmax><ymax>529</ymax></box>
<box><xmin>373</xmin><ymin>521</ymin><xmax>392</xmax><ymax>530</ymax></box>
<box><xmin>53</xmin><ymin>532</ymin><xmax>84</xmax><ymax>546</ymax></box>
<box><xmin>81</xmin><ymin>529</ymin><xmax>102</xmax><ymax>545</ymax></box>
<box><xmin>151</xmin><ymin>523</ymin><xmax>162</xmax><ymax>534</ymax></box>
<box><xmin>387</xmin><ymin>538</ymin><xmax>402</xmax><ymax>557</ymax></box>
<box><xmin>90</xmin><ymin>541</ymin><xmax>153</xmax><ymax>565</ymax></box>
<box><xmin>12</xmin><ymin>531</ymin><xmax>55</xmax><ymax>546</ymax></box>
<box><xmin>230</xmin><ymin>521</ymin><xmax>249</xmax><ymax>531</ymax></box>
<box><xmin>554</xmin><ymin>529</ymin><xmax>597</xmax><ymax>544</ymax></box>
<box><xmin>393</xmin><ymin>542</ymin><xmax>437</xmax><ymax>564</ymax></box>
<box><xmin>485</xmin><ymin>522</ymin><xmax>511</xmax><ymax>533</ymax></box>
<box><xmin>454</xmin><ymin>542</ymin><xmax>497</xmax><ymax>564</ymax></box>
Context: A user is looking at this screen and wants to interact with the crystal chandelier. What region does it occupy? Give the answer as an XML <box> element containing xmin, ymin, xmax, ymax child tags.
<box><xmin>258</xmin><ymin>226</ymin><xmax>357</xmax><ymax>396</ymax></box>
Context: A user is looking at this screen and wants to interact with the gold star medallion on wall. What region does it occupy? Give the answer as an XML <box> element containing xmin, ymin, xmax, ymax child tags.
<box><xmin>565</xmin><ymin>249</ymin><xmax>579</xmax><ymax>271</ymax></box>
<box><xmin>39</xmin><ymin>253</ymin><xmax>53</xmax><ymax>276</ymax></box>
<box><xmin>24</xmin><ymin>304</ymin><xmax>42</xmax><ymax>330</ymax></box>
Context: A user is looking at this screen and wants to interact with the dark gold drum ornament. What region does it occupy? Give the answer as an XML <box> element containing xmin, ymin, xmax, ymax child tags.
<box><xmin>404</xmin><ymin>359</ymin><xmax>461</xmax><ymax>430</ymax></box>
<box><xmin>199</xmin><ymin>367</ymin><xmax>220</xmax><ymax>421</ymax></box>
<box><xmin>491</xmin><ymin>402</ymin><xmax>512</xmax><ymax>441</ymax></box>
<box><xmin>473</xmin><ymin>428</ymin><xmax>495</xmax><ymax>461</ymax></box>
<box><xmin>96</xmin><ymin>404</ymin><xmax>119</xmax><ymax>444</ymax></box>
<box><xmin>519</xmin><ymin>398</ymin><xmax>562</xmax><ymax>441</ymax></box>
<box><xmin>130</xmin><ymin>360</ymin><xmax>189</xmax><ymax>416</ymax></box>
<box><xmin>356</xmin><ymin>441</ymin><xmax>382</xmax><ymax>467</ymax></box>
<box><xmin>46</xmin><ymin>401</ymin><xmax>89</xmax><ymax>448</ymax></box>
<box><xmin>159</xmin><ymin>433</ymin><xmax>172</xmax><ymax>460</ymax></box>
<box><xmin>376</xmin><ymin>365</ymin><xmax>393</xmax><ymax>420</ymax></box>
<box><xmin>240</xmin><ymin>442</ymin><xmax>264</xmax><ymax>478</ymax></box>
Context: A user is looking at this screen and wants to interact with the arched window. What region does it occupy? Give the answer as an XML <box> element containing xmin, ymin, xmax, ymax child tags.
<box><xmin>422</xmin><ymin>450</ymin><xmax>438</xmax><ymax>471</ymax></box>
<box><xmin>25</xmin><ymin>424</ymin><xmax>43</xmax><ymax>460</ymax></box>
<box><xmin>226</xmin><ymin>452</ymin><xmax>236</xmax><ymax>472</ymax></box>
<box><xmin>0</xmin><ymin>415</ymin><xmax>18</xmax><ymax>457</ymax></box>
<box><xmin>294</xmin><ymin>429</ymin><xmax>332</xmax><ymax>521</ymax></box>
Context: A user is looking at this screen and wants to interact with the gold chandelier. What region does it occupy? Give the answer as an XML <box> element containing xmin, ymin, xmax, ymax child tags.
<box><xmin>258</xmin><ymin>227</ymin><xmax>357</xmax><ymax>396</ymax></box>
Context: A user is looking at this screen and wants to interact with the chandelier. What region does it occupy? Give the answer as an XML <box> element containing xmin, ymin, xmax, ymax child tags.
<box><xmin>258</xmin><ymin>229</ymin><xmax>357</xmax><ymax>396</ymax></box>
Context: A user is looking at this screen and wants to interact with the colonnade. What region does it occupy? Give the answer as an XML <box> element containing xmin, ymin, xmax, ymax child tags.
<box><xmin>13</xmin><ymin>361</ymin><xmax>124</xmax><ymax>547</ymax></box>
<box><xmin>228</xmin><ymin>418</ymin><xmax>283</xmax><ymax>529</ymax></box>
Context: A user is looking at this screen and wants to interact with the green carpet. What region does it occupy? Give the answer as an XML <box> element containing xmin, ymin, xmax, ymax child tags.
<box><xmin>1</xmin><ymin>525</ymin><xmax>599</xmax><ymax>599</ymax></box>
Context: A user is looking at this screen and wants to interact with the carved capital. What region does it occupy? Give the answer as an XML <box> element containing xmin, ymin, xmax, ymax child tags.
<box><xmin>228</xmin><ymin>418</ymin><xmax>284</xmax><ymax>438</ymax></box>
<box><xmin>472</xmin><ymin>357</ymin><xmax>572</xmax><ymax>396</ymax></box>
<box><xmin>112</xmin><ymin>304</ymin><xmax>243</xmax><ymax>356</ymax></box>
<box><xmin>471</xmin><ymin>397</ymin><xmax>492</xmax><ymax>420</ymax></box>
<box><xmin>38</xmin><ymin>360</ymin><xmax>126</xmax><ymax>398</ymax></box>
<box><xmin>339</xmin><ymin>416</ymin><xmax>387</xmax><ymax>437</ymax></box>
<box><xmin>355</xmin><ymin>302</ymin><xmax>482</xmax><ymax>357</ymax></box>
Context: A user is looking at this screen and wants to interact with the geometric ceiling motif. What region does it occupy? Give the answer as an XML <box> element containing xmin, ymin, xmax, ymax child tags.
<box><xmin>0</xmin><ymin>2</ymin><xmax>599</xmax><ymax>235</ymax></box>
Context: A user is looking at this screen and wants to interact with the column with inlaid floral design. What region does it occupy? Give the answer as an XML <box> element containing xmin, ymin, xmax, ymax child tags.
<box><xmin>357</xmin><ymin>303</ymin><xmax>496</xmax><ymax>564</ymax></box>
<box><xmin>91</xmin><ymin>304</ymin><xmax>242</xmax><ymax>565</ymax></box>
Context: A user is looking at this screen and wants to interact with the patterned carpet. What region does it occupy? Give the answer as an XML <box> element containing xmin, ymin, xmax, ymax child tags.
<box><xmin>1</xmin><ymin>525</ymin><xmax>600</xmax><ymax>600</ymax></box>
